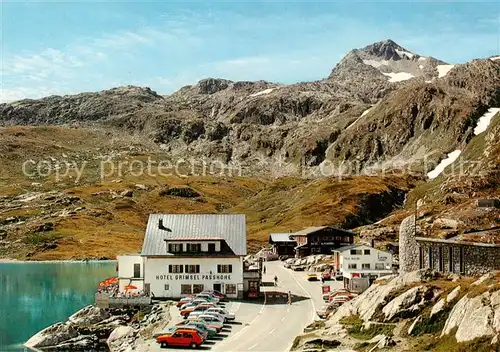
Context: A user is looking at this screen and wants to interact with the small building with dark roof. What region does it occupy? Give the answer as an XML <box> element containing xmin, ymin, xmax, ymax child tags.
<box><xmin>292</xmin><ymin>226</ymin><xmax>356</xmax><ymax>258</ymax></box>
<box><xmin>117</xmin><ymin>214</ymin><xmax>247</xmax><ymax>299</ymax></box>
<box><xmin>269</xmin><ymin>233</ymin><xmax>297</xmax><ymax>256</ymax></box>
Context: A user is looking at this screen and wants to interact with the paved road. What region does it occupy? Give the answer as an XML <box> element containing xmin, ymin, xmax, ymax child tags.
<box><xmin>146</xmin><ymin>260</ymin><xmax>343</xmax><ymax>352</ymax></box>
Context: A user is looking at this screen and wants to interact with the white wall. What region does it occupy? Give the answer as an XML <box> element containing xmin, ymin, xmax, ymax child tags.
<box><xmin>117</xmin><ymin>254</ymin><xmax>145</xmax><ymax>292</ymax></box>
<box><xmin>339</xmin><ymin>245</ymin><xmax>393</xmax><ymax>278</ymax></box>
<box><xmin>144</xmin><ymin>257</ymin><xmax>243</xmax><ymax>298</ymax></box>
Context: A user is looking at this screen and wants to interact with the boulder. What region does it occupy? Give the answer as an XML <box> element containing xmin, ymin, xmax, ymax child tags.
<box><xmin>120</xmin><ymin>190</ymin><xmax>133</xmax><ymax>197</ymax></box>
<box><xmin>432</xmin><ymin>218</ymin><xmax>463</xmax><ymax>229</ymax></box>
<box><xmin>69</xmin><ymin>305</ymin><xmax>110</xmax><ymax>325</ymax></box>
<box><xmin>442</xmin><ymin>292</ymin><xmax>496</xmax><ymax>342</ymax></box>
<box><xmin>25</xmin><ymin>322</ymin><xmax>78</xmax><ymax>349</ymax></box>
<box><xmin>408</xmin><ymin>316</ymin><xmax>422</xmax><ymax>335</ymax></box>
<box><xmin>472</xmin><ymin>272</ymin><xmax>497</xmax><ymax>286</ymax></box>
<box><xmin>447</xmin><ymin>286</ymin><xmax>461</xmax><ymax>302</ymax></box>
<box><xmin>430</xmin><ymin>298</ymin><xmax>446</xmax><ymax>318</ymax></box>
<box><xmin>107</xmin><ymin>326</ymin><xmax>136</xmax><ymax>352</ymax></box>
<box><xmin>382</xmin><ymin>286</ymin><xmax>429</xmax><ymax>321</ymax></box>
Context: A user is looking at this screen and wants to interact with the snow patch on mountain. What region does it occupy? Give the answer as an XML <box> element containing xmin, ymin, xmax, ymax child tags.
<box><xmin>382</xmin><ymin>72</ymin><xmax>415</xmax><ymax>82</ymax></box>
<box><xmin>474</xmin><ymin>108</ymin><xmax>500</xmax><ymax>135</ymax></box>
<box><xmin>249</xmin><ymin>88</ymin><xmax>276</xmax><ymax>97</ymax></box>
<box><xmin>395</xmin><ymin>49</ymin><xmax>414</xmax><ymax>59</ymax></box>
<box><xmin>345</xmin><ymin>107</ymin><xmax>373</xmax><ymax>130</ymax></box>
<box><xmin>427</xmin><ymin>150</ymin><xmax>462</xmax><ymax>179</ymax></box>
<box><xmin>490</xmin><ymin>56</ymin><xmax>500</xmax><ymax>61</ymax></box>
<box><xmin>437</xmin><ymin>65</ymin><xmax>455</xmax><ymax>78</ymax></box>
<box><xmin>418</xmin><ymin>57</ymin><xmax>427</xmax><ymax>61</ymax></box>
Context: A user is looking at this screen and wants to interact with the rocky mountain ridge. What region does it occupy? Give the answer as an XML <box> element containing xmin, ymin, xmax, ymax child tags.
<box><xmin>2</xmin><ymin>39</ymin><xmax>499</xmax><ymax>177</ymax></box>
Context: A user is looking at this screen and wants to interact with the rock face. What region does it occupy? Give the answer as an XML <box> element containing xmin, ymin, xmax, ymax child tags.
<box><xmin>2</xmin><ymin>40</ymin><xmax>499</xmax><ymax>177</ymax></box>
<box><xmin>25</xmin><ymin>323</ymin><xmax>79</xmax><ymax>349</ymax></box>
<box><xmin>69</xmin><ymin>305</ymin><xmax>110</xmax><ymax>325</ymax></box>
<box><xmin>382</xmin><ymin>285</ymin><xmax>430</xmax><ymax>321</ymax></box>
<box><xmin>442</xmin><ymin>291</ymin><xmax>500</xmax><ymax>342</ymax></box>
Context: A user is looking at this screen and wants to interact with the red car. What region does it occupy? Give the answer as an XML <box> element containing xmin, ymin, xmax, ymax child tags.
<box><xmin>156</xmin><ymin>329</ymin><xmax>204</xmax><ymax>348</ymax></box>
<box><xmin>201</xmin><ymin>290</ymin><xmax>226</xmax><ymax>300</ymax></box>
<box><xmin>321</xmin><ymin>272</ymin><xmax>331</xmax><ymax>280</ymax></box>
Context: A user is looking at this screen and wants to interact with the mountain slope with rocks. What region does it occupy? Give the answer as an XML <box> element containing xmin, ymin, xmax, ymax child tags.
<box><xmin>2</xmin><ymin>39</ymin><xmax>499</xmax><ymax>178</ymax></box>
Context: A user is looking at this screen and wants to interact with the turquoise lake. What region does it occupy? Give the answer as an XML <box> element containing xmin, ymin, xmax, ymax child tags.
<box><xmin>0</xmin><ymin>261</ymin><xmax>117</xmax><ymax>351</ymax></box>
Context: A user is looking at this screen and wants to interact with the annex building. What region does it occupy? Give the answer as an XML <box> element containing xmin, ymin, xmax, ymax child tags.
<box><xmin>117</xmin><ymin>214</ymin><xmax>247</xmax><ymax>299</ymax></box>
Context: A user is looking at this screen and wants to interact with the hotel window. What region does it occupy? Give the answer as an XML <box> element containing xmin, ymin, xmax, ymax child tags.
<box><xmin>185</xmin><ymin>265</ymin><xmax>200</xmax><ymax>273</ymax></box>
<box><xmin>193</xmin><ymin>284</ymin><xmax>204</xmax><ymax>294</ymax></box>
<box><xmin>186</xmin><ymin>243</ymin><xmax>201</xmax><ymax>252</ymax></box>
<box><xmin>375</xmin><ymin>263</ymin><xmax>385</xmax><ymax>270</ymax></box>
<box><xmin>181</xmin><ymin>284</ymin><xmax>192</xmax><ymax>295</ymax></box>
<box><xmin>217</xmin><ymin>264</ymin><xmax>233</xmax><ymax>273</ymax></box>
<box><xmin>164</xmin><ymin>284</ymin><xmax>170</xmax><ymax>291</ymax></box>
<box><xmin>361</xmin><ymin>263</ymin><xmax>370</xmax><ymax>270</ymax></box>
<box><xmin>350</xmin><ymin>249</ymin><xmax>362</xmax><ymax>255</ymax></box>
<box><xmin>168</xmin><ymin>243</ymin><xmax>183</xmax><ymax>253</ymax></box>
<box><xmin>169</xmin><ymin>264</ymin><xmax>183</xmax><ymax>273</ymax></box>
<box><xmin>348</xmin><ymin>263</ymin><xmax>357</xmax><ymax>269</ymax></box>
<box><xmin>225</xmin><ymin>284</ymin><xmax>236</xmax><ymax>294</ymax></box>
<box><xmin>208</xmin><ymin>243</ymin><xmax>216</xmax><ymax>252</ymax></box>
<box><xmin>364</xmin><ymin>249</ymin><xmax>371</xmax><ymax>255</ymax></box>
<box><xmin>133</xmin><ymin>263</ymin><xmax>141</xmax><ymax>278</ymax></box>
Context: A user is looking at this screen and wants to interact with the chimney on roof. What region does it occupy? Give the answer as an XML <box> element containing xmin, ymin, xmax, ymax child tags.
<box><xmin>158</xmin><ymin>219</ymin><xmax>172</xmax><ymax>232</ymax></box>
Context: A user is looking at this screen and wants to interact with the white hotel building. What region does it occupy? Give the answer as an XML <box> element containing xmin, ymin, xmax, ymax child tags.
<box><xmin>117</xmin><ymin>214</ymin><xmax>247</xmax><ymax>299</ymax></box>
<box><xmin>334</xmin><ymin>243</ymin><xmax>394</xmax><ymax>281</ymax></box>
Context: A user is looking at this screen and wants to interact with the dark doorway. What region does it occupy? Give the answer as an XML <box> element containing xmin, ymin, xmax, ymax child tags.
<box><xmin>213</xmin><ymin>283</ymin><xmax>222</xmax><ymax>292</ymax></box>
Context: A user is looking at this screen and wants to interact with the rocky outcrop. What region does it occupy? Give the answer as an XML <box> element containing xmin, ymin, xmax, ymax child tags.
<box><xmin>2</xmin><ymin>40</ymin><xmax>498</xmax><ymax>178</ymax></box>
<box><xmin>25</xmin><ymin>303</ymin><xmax>171</xmax><ymax>351</ymax></box>
<box><xmin>441</xmin><ymin>291</ymin><xmax>500</xmax><ymax>342</ymax></box>
<box><xmin>382</xmin><ymin>285</ymin><xmax>431</xmax><ymax>321</ymax></box>
<box><xmin>69</xmin><ymin>305</ymin><xmax>110</xmax><ymax>325</ymax></box>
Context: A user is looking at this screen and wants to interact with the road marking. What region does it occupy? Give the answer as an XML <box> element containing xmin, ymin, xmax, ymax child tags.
<box><xmin>248</xmin><ymin>343</ymin><xmax>258</xmax><ymax>350</ymax></box>
<box><xmin>280</xmin><ymin>265</ymin><xmax>317</xmax><ymax>323</ymax></box>
<box><xmin>269</xmin><ymin>328</ymin><xmax>276</xmax><ymax>334</ymax></box>
<box><xmin>287</xmin><ymin>307</ymin><xmax>290</xmax><ymax>312</ymax></box>
<box><xmin>281</xmin><ymin>316</ymin><xmax>286</xmax><ymax>322</ymax></box>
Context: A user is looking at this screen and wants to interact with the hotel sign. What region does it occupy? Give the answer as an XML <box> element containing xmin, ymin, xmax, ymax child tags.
<box><xmin>155</xmin><ymin>274</ymin><xmax>232</xmax><ymax>281</ymax></box>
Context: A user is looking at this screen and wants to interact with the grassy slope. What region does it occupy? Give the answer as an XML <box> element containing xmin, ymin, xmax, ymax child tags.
<box><xmin>0</xmin><ymin>126</ymin><xmax>415</xmax><ymax>260</ymax></box>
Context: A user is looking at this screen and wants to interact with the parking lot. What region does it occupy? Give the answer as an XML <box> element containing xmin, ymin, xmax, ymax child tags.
<box><xmin>143</xmin><ymin>260</ymin><xmax>344</xmax><ymax>351</ymax></box>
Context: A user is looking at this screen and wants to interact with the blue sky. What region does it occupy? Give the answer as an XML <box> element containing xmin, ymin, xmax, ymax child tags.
<box><xmin>1</xmin><ymin>1</ymin><xmax>499</xmax><ymax>102</ymax></box>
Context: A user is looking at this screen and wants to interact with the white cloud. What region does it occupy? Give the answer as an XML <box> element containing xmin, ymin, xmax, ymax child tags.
<box><xmin>0</xmin><ymin>86</ymin><xmax>68</xmax><ymax>103</ymax></box>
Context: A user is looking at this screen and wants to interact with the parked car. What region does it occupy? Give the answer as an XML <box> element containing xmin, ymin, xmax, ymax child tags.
<box><xmin>156</xmin><ymin>329</ymin><xmax>205</xmax><ymax>348</ymax></box>
<box><xmin>180</xmin><ymin>302</ymin><xmax>197</xmax><ymax>310</ymax></box>
<box><xmin>195</xmin><ymin>293</ymin><xmax>220</xmax><ymax>303</ymax></box>
<box><xmin>306</xmin><ymin>274</ymin><xmax>318</xmax><ymax>281</ymax></box>
<box><xmin>321</xmin><ymin>272</ymin><xmax>331</xmax><ymax>280</ymax></box>
<box><xmin>201</xmin><ymin>290</ymin><xmax>226</xmax><ymax>300</ymax></box>
<box><xmin>331</xmin><ymin>296</ymin><xmax>350</xmax><ymax>305</ymax></box>
<box><xmin>198</xmin><ymin>313</ymin><xmax>225</xmax><ymax>324</ymax></box>
<box><xmin>316</xmin><ymin>304</ymin><xmax>336</xmax><ymax>319</ymax></box>
<box><xmin>176</xmin><ymin>321</ymin><xmax>218</xmax><ymax>338</ymax></box>
<box><xmin>181</xmin><ymin>304</ymin><xmax>213</xmax><ymax>318</ymax></box>
<box><xmin>335</xmin><ymin>272</ymin><xmax>344</xmax><ymax>281</ymax></box>
<box><xmin>177</xmin><ymin>296</ymin><xmax>194</xmax><ymax>308</ymax></box>
<box><xmin>186</xmin><ymin>317</ymin><xmax>223</xmax><ymax>332</ymax></box>
<box><xmin>162</xmin><ymin>326</ymin><xmax>208</xmax><ymax>340</ymax></box>
<box><xmin>205</xmin><ymin>307</ymin><xmax>236</xmax><ymax>321</ymax></box>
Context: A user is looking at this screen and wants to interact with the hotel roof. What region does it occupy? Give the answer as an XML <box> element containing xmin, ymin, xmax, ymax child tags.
<box><xmin>141</xmin><ymin>214</ymin><xmax>247</xmax><ymax>256</ymax></box>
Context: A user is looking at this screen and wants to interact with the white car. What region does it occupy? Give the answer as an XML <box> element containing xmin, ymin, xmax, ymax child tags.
<box><xmin>205</xmin><ymin>307</ymin><xmax>235</xmax><ymax>321</ymax></box>
<box><xmin>198</xmin><ymin>313</ymin><xmax>225</xmax><ymax>324</ymax></box>
<box><xmin>190</xmin><ymin>298</ymin><xmax>209</xmax><ymax>306</ymax></box>
<box><xmin>180</xmin><ymin>302</ymin><xmax>196</xmax><ymax>310</ymax></box>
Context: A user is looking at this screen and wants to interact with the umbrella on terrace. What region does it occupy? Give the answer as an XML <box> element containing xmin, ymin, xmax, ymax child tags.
<box><xmin>124</xmin><ymin>285</ymin><xmax>138</xmax><ymax>290</ymax></box>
